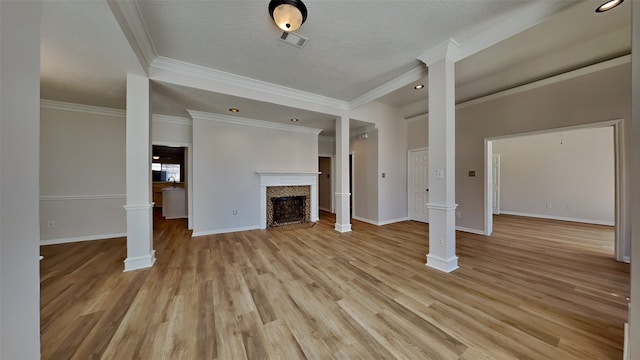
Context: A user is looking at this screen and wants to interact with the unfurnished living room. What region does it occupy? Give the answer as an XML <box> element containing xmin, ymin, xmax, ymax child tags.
<box><xmin>2</xmin><ymin>0</ymin><xmax>640</xmax><ymax>359</ymax></box>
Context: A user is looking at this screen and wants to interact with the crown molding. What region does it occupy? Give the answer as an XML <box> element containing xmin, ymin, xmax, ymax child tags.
<box><xmin>403</xmin><ymin>54</ymin><xmax>630</xmax><ymax>118</ymax></box>
<box><xmin>152</xmin><ymin>114</ymin><xmax>192</xmax><ymax>126</ymax></box>
<box><xmin>349</xmin><ymin>66</ymin><xmax>427</xmax><ymax>110</ymax></box>
<box><xmin>40</xmin><ymin>99</ymin><xmax>126</xmax><ymax>117</ymax></box>
<box><xmin>106</xmin><ymin>0</ymin><xmax>157</xmax><ymax>71</ymax></box>
<box><xmin>188</xmin><ymin>110</ymin><xmax>323</xmax><ymax>135</ymax></box>
<box><xmin>417</xmin><ymin>39</ymin><xmax>462</xmax><ymax>66</ymax></box>
<box><xmin>152</xmin><ymin>57</ymin><xmax>349</xmax><ymax>112</ymax></box>
<box><xmin>453</xmin><ymin>1</ymin><xmax>577</xmax><ymax>62</ymax></box>
<box><xmin>457</xmin><ymin>54</ymin><xmax>631</xmax><ymax>110</ymax></box>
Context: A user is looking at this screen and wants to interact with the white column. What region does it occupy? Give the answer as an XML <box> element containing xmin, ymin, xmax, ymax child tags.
<box><xmin>0</xmin><ymin>1</ymin><xmax>42</xmax><ymax>358</ymax></box>
<box><xmin>334</xmin><ymin>115</ymin><xmax>351</xmax><ymax>232</ymax></box>
<box><xmin>124</xmin><ymin>74</ymin><xmax>155</xmax><ymax>271</ymax></box>
<box><xmin>629</xmin><ymin>1</ymin><xmax>639</xmax><ymax>358</ymax></box>
<box><xmin>419</xmin><ymin>40</ymin><xmax>459</xmax><ymax>273</ymax></box>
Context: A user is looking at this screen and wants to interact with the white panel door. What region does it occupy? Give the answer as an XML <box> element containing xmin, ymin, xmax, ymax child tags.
<box><xmin>492</xmin><ymin>153</ymin><xmax>501</xmax><ymax>215</ymax></box>
<box><xmin>409</xmin><ymin>149</ymin><xmax>429</xmax><ymax>223</ymax></box>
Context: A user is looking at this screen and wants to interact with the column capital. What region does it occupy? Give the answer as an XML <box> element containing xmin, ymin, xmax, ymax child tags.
<box><xmin>417</xmin><ymin>39</ymin><xmax>461</xmax><ymax>66</ymax></box>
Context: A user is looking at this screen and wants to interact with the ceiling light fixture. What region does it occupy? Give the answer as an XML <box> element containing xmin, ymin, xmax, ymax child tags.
<box><xmin>414</xmin><ymin>84</ymin><xmax>424</xmax><ymax>90</ymax></box>
<box><xmin>229</xmin><ymin>108</ymin><xmax>239</xmax><ymax>113</ymax></box>
<box><xmin>269</xmin><ymin>0</ymin><xmax>307</xmax><ymax>32</ymax></box>
<box><xmin>152</xmin><ymin>155</ymin><xmax>160</xmax><ymax>160</ymax></box>
<box><xmin>290</xmin><ymin>118</ymin><xmax>299</xmax><ymax>122</ymax></box>
<box><xmin>595</xmin><ymin>0</ymin><xmax>623</xmax><ymax>12</ymax></box>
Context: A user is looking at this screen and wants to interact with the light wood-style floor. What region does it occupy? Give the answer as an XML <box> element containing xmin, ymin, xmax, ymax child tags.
<box><xmin>40</xmin><ymin>212</ymin><xmax>629</xmax><ymax>359</ymax></box>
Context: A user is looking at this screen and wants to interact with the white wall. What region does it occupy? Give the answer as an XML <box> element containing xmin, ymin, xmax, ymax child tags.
<box><xmin>318</xmin><ymin>136</ymin><xmax>334</xmax><ymax>155</ymax></box>
<box><xmin>191</xmin><ymin>114</ymin><xmax>319</xmax><ymax>235</ymax></box>
<box><xmin>493</xmin><ymin>127</ymin><xmax>614</xmax><ymax>225</ymax></box>
<box><xmin>350</xmin><ymin>130</ymin><xmax>379</xmax><ymax>223</ymax></box>
<box><xmin>40</xmin><ymin>103</ymin><xmax>127</xmax><ymax>243</ymax></box>
<box><xmin>152</xmin><ymin>115</ymin><xmax>192</xmax><ymax>145</ymax></box>
<box><xmin>351</xmin><ymin>101</ymin><xmax>408</xmax><ymax>224</ymax></box>
<box><xmin>0</xmin><ymin>1</ymin><xmax>42</xmax><ymax>358</ymax></box>
<box><xmin>407</xmin><ymin>114</ymin><xmax>428</xmax><ymax>151</ymax></box>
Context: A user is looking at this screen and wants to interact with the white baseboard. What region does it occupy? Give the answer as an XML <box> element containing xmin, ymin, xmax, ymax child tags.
<box><xmin>379</xmin><ymin>217</ymin><xmax>410</xmax><ymax>226</ymax></box>
<box><xmin>624</xmin><ymin>256</ymin><xmax>630</xmax><ymax>264</ymax></box>
<box><xmin>334</xmin><ymin>223</ymin><xmax>352</xmax><ymax>233</ymax></box>
<box><xmin>426</xmin><ymin>254</ymin><xmax>459</xmax><ymax>273</ymax></box>
<box><xmin>455</xmin><ymin>226</ymin><xmax>485</xmax><ymax>235</ymax></box>
<box><xmin>499</xmin><ymin>211</ymin><xmax>614</xmax><ymax>226</ymax></box>
<box><xmin>192</xmin><ymin>225</ymin><xmax>260</xmax><ymax>237</ymax></box>
<box><xmin>624</xmin><ymin>322</ymin><xmax>629</xmax><ymax>360</ymax></box>
<box><xmin>124</xmin><ymin>251</ymin><xmax>156</xmax><ymax>272</ymax></box>
<box><xmin>40</xmin><ymin>232</ymin><xmax>126</xmax><ymax>246</ymax></box>
<box><xmin>352</xmin><ymin>216</ymin><xmax>377</xmax><ymax>225</ymax></box>
<box><xmin>352</xmin><ymin>216</ymin><xmax>410</xmax><ymax>226</ymax></box>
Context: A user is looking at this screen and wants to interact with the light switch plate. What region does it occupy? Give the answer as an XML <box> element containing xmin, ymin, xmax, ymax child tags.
<box><xmin>436</xmin><ymin>169</ymin><xmax>445</xmax><ymax>179</ymax></box>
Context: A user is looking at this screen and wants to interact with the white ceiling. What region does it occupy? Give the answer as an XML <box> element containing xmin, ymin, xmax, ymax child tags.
<box><xmin>39</xmin><ymin>0</ymin><xmax>631</xmax><ymax>135</ymax></box>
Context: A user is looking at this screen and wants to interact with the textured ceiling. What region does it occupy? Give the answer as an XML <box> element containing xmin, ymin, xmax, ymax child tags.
<box><xmin>39</xmin><ymin>0</ymin><xmax>631</xmax><ymax>131</ymax></box>
<box><xmin>136</xmin><ymin>0</ymin><xmax>536</xmax><ymax>101</ymax></box>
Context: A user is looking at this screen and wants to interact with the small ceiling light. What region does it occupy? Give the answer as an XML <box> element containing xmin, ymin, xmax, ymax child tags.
<box><xmin>152</xmin><ymin>155</ymin><xmax>160</xmax><ymax>160</ymax></box>
<box><xmin>269</xmin><ymin>0</ymin><xmax>307</xmax><ymax>32</ymax></box>
<box><xmin>229</xmin><ymin>108</ymin><xmax>239</xmax><ymax>113</ymax></box>
<box><xmin>596</xmin><ymin>0</ymin><xmax>623</xmax><ymax>12</ymax></box>
<box><xmin>414</xmin><ymin>84</ymin><xmax>424</xmax><ymax>90</ymax></box>
<box><xmin>290</xmin><ymin>118</ymin><xmax>299</xmax><ymax>122</ymax></box>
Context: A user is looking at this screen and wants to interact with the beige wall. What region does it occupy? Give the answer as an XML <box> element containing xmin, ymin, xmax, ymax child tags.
<box><xmin>457</xmin><ymin>62</ymin><xmax>630</xmax><ymax>232</ymax></box>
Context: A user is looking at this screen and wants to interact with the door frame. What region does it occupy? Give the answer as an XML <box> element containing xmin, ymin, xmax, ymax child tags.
<box><xmin>484</xmin><ymin>119</ymin><xmax>627</xmax><ymax>262</ymax></box>
<box><xmin>318</xmin><ymin>154</ymin><xmax>334</xmax><ymax>213</ymax></box>
<box><xmin>492</xmin><ymin>153</ymin><xmax>501</xmax><ymax>215</ymax></box>
<box><xmin>408</xmin><ymin>147</ymin><xmax>429</xmax><ymax>223</ymax></box>
<box><xmin>153</xmin><ymin>141</ymin><xmax>193</xmax><ymax>230</ymax></box>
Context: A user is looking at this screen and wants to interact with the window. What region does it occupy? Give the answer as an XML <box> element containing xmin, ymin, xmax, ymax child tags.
<box><xmin>152</xmin><ymin>163</ymin><xmax>180</xmax><ymax>182</ymax></box>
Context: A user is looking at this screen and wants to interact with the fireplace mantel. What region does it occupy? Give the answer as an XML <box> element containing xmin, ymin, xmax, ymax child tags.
<box><xmin>257</xmin><ymin>171</ymin><xmax>320</xmax><ymax>229</ymax></box>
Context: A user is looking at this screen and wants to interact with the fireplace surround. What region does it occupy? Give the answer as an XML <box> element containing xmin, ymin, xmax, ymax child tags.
<box><xmin>257</xmin><ymin>171</ymin><xmax>319</xmax><ymax>229</ymax></box>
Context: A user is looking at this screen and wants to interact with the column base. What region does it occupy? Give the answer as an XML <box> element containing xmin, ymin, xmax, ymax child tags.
<box><xmin>334</xmin><ymin>223</ymin><xmax>352</xmax><ymax>233</ymax></box>
<box><xmin>426</xmin><ymin>253</ymin><xmax>459</xmax><ymax>273</ymax></box>
<box><xmin>124</xmin><ymin>250</ymin><xmax>156</xmax><ymax>272</ymax></box>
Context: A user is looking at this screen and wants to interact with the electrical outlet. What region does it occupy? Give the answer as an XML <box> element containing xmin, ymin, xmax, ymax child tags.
<box><xmin>47</xmin><ymin>220</ymin><xmax>55</xmax><ymax>228</ymax></box>
<box><xmin>438</xmin><ymin>237</ymin><xmax>444</xmax><ymax>246</ymax></box>
<box><xmin>232</xmin><ymin>210</ymin><xmax>238</xmax><ymax>215</ymax></box>
<box><xmin>546</xmin><ymin>201</ymin><xmax>552</xmax><ymax>209</ymax></box>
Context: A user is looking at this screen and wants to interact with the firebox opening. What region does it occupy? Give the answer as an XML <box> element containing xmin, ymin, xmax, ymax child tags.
<box><xmin>272</xmin><ymin>196</ymin><xmax>307</xmax><ymax>226</ymax></box>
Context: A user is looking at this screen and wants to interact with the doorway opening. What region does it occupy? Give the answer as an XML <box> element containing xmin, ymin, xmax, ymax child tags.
<box><xmin>484</xmin><ymin>120</ymin><xmax>626</xmax><ymax>262</ymax></box>
<box><xmin>152</xmin><ymin>144</ymin><xmax>191</xmax><ymax>229</ymax></box>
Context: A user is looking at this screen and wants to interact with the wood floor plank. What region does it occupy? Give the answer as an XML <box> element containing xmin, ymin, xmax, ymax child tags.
<box><xmin>40</xmin><ymin>212</ymin><xmax>629</xmax><ymax>359</ymax></box>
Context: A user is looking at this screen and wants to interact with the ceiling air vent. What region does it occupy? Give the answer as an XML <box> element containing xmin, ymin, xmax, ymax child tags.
<box><xmin>279</xmin><ymin>31</ymin><xmax>308</xmax><ymax>48</ymax></box>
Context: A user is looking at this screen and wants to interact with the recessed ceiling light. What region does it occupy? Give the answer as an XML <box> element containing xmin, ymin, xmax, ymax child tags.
<box><xmin>596</xmin><ymin>0</ymin><xmax>623</xmax><ymax>12</ymax></box>
<box><xmin>414</xmin><ymin>84</ymin><xmax>424</xmax><ymax>90</ymax></box>
<box><xmin>290</xmin><ymin>118</ymin><xmax>299</xmax><ymax>122</ymax></box>
<box><xmin>152</xmin><ymin>155</ymin><xmax>160</xmax><ymax>160</ymax></box>
<box><xmin>229</xmin><ymin>108</ymin><xmax>239</xmax><ymax>113</ymax></box>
